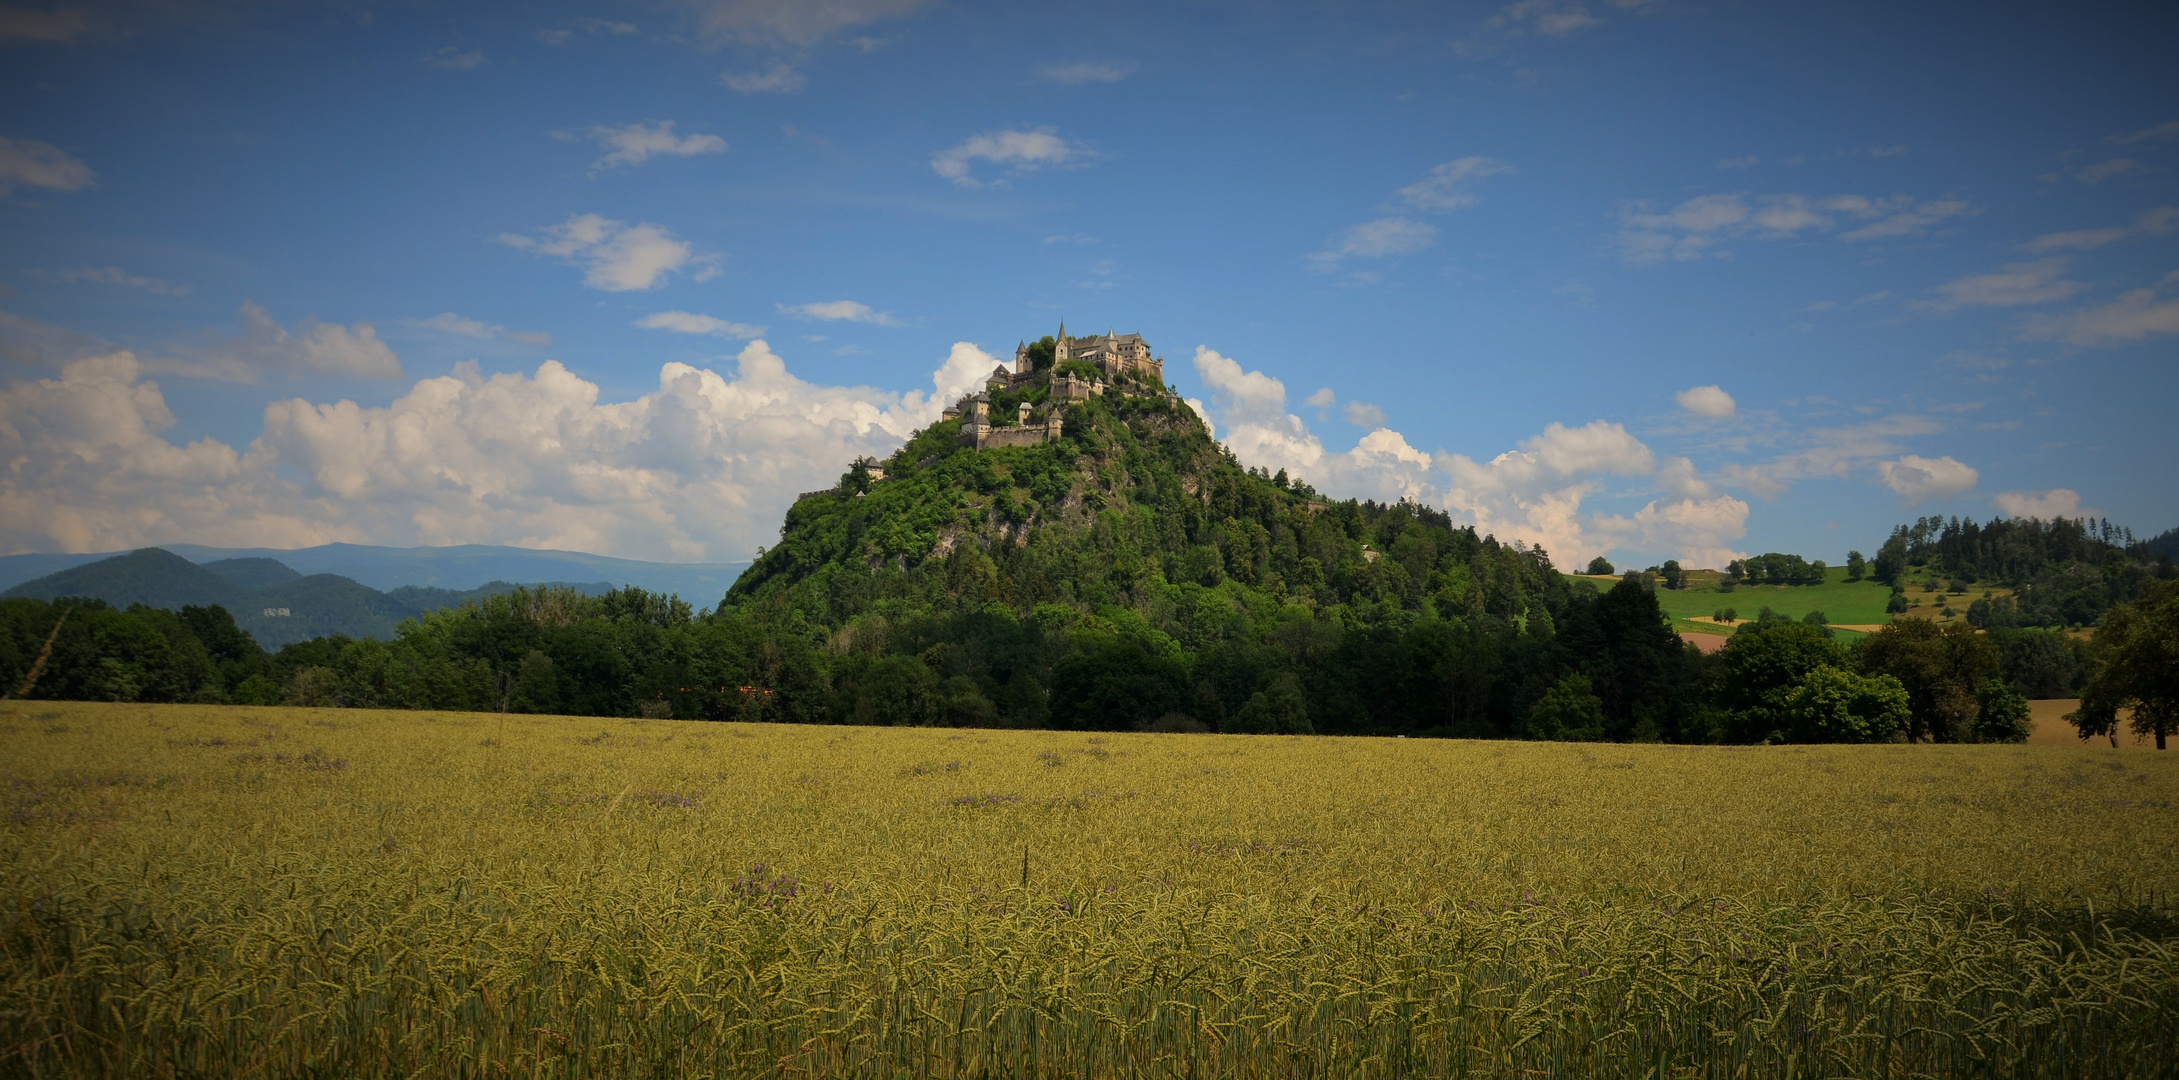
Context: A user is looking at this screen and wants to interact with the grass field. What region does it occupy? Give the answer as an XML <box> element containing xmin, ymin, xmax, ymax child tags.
<box><xmin>1572</xmin><ymin>568</ymin><xmax>1905</xmax><ymax>640</ymax></box>
<box><xmin>5</xmin><ymin>702</ymin><xmax>2175</xmax><ymax>1077</ymax></box>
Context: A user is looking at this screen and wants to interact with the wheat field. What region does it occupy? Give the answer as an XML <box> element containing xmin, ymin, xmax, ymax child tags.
<box><xmin>3</xmin><ymin>701</ymin><xmax>2174</xmax><ymax>1077</ymax></box>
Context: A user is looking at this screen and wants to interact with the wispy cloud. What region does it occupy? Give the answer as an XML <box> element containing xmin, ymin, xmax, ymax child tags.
<box><xmin>1308</xmin><ymin>218</ymin><xmax>1437</xmax><ymax>269</ymax></box>
<box><xmin>2041</xmin><ymin>157</ymin><xmax>2147</xmax><ymax>185</ymax></box>
<box><xmin>404</xmin><ymin>312</ymin><xmax>550</xmax><ymax>347</ymax></box>
<box><xmin>2020</xmin><ymin>271</ymin><xmax>2179</xmax><ymax>347</ymax></box>
<box><xmin>0</xmin><ymin>136</ymin><xmax>95</xmax><ymax>195</ymax></box>
<box><xmin>1035</xmin><ymin>61</ymin><xmax>1135</xmax><ymax>85</ymax></box>
<box><xmin>1921</xmin><ymin>259</ymin><xmax>2086</xmax><ymax>311</ymax></box>
<box><xmin>1617</xmin><ymin>191</ymin><xmax>1976</xmax><ymax>264</ymax></box>
<box><xmin>930</xmin><ymin>128</ymin><xmax>1085</xmax><ymax>188</ymax></box>
<box><xmin>2107</xmin><ymin>119</ymin><xmax>2179</xmax><ymax>145</ymax></box>
<box><xmin>1493</xmin><ymin>1</ymin><xmax>1604</xmax><ymax>36</ymax></box>
<box><xmin>777</xmin><ymin>300</ymin><xmax>901</xmax><ymax>326</ymax></box>
<box><xmin>35</xmin><ymin>265</ymin><xmax>188</xmax><ymax>296</ymax></box>
<box><xmin>721</xmin><ymin>63</ymin><xmax>806</xmax><ymax>94</ymax></box>
<box><xmin>2019</xmin><ymin>206</ymin><xmax>2179</xmax><ymax>252</ymax></box>
<box><xmin>569</xmin><ymin>121</ymin><xmax>727</xmax><ymax>172</ymax></box>
<box><xmin>635</xmin><ymin>310</ymin><xmax>765</xmax><ymax>338</ymax></box>
<box><xmin>1396</xmin><ymin>156</ymin><xmax>1515</xmax><ymax>211</ymax></box>
<box><xmin>685</xmin><ymin>0</ymin><xmax>930</xmax><ymax>46</ymax></box>
<box><xmin>424</xmin><ymin>46</ymin><xmax>485</xmax><ymax>70</ymax></box>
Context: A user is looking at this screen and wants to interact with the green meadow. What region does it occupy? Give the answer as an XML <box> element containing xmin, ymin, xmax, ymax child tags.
<box><xmin>1570</xmin><ymin>568</ymin><xmax>1902</xmax><ymax>639</ymax></box>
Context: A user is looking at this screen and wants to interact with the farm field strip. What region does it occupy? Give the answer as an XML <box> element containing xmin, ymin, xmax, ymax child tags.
<box><xmin>4</xmin><ymin>702</ymin><xmax>2174</xmax><ymax>1076</ymax></box>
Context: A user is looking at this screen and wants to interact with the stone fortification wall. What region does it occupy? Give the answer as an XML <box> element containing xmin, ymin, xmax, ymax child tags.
<box><xmin>968</xmin><ymin>422</ymin><xmax>1064</xmax><ymax>450</ymax></box>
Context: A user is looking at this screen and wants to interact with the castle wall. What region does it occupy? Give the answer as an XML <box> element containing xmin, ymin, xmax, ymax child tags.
<box><xmin>960</xmin><ymin>418</ymin><xmax>1065</xmax><ymax>450</ymax></box>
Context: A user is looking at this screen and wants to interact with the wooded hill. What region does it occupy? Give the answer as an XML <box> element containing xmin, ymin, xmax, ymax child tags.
<box><xmin>1872</xmin><ymin>514</ymin><xmax>2173</xmax><ymax>628</ymax></box>
<box><xmin>1</xmin><ymin>547</ymin><xmax>599</xmax><ymax>648</ymax></box>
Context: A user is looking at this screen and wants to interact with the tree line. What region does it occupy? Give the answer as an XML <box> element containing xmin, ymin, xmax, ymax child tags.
<box><xmin>6</xmin><ymin>569</ymin><xmax>2148</xmax><ymax>746</ymax></box>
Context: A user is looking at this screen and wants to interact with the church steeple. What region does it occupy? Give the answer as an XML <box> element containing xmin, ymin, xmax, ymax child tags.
<box><xmin>1055</xmin><ymin>318</ymin><xmax>1067</xmax><ymax>363</ymax></box>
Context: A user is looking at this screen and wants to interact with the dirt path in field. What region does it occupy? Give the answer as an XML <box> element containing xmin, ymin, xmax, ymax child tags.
<box><xmin>2027</xmin><ymin>699</ymin><xmax>2161</xmax><ymax>749</ymax></box>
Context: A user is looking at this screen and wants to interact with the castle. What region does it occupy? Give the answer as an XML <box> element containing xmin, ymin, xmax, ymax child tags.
<box><xmin>945</xmin><ymin>321</ymin><xmax>1168</xmax><ymax>450</ymax></box>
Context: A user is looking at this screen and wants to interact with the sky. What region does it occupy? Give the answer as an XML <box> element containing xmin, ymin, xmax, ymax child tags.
<box><xmin>1</xmin><ymin>0</ymin><xmax>2174</xmax><ymax>569</ymax></box>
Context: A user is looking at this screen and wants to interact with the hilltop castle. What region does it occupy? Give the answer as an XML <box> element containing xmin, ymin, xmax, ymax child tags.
<box><xmin>985</xmin><ymin>320</ymin><xmax>1165</xmax><ymax>394</ymax></box>
<box><xmin>945</xmin><ymin>322</ymin><xmax>1168</xmax><ymax>450</ymax></box>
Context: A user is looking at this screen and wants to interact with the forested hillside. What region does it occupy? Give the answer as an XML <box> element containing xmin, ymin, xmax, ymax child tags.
<box><xmin>1871</xmin><ymin>514</ymin><xmax>2172</xmax><ymax>628</ymax></box>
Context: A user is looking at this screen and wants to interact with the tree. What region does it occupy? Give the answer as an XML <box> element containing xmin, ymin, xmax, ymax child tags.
<box><xmin>1049</xmin><ymin>631</ymin><xmax>1192</xmax><ymax>731</ymax></box>
<box><xmin>1852</xmin><ymin>619</ymin><xmax>1998</xmax><ymax>742</ymax></box>
<box><xmin>1781</xmin><ymin>665</ymin><xmax>1909</xmax><ymax>743</ymax></box>
<box><xmin>1226</xmin><ymin>672</ymin><xmax>1313</xmax><ymax>734</ymax></box>
<box><xmin>1871</xmin><ymin>536</ymin><xmax>1910</xmax><ymax>586</ymax></box>
<box><xmin>1586</xmin><ymin>556</ymin><xmax>1615</xmax><ymax>576</ymax></box>
<box><xmin>2071</xmin><ymin>582</ymin><xmax>2179</xmax><ymax>749</ymax></box>
<box><xmin>1715</xmin><ymin>622</ymin><xmax>1846</xmax><ymax>742</ymax></box>
<box><xmin>1845</xmin><ymin>550</ymin><xmax>1867</xmax><ymax>582</ymax></box>
<box><xmin>1973</xmin><ymin>679</ymin><xmax>2031</xmax><ymax>743</ymax></box>
<box><xmin>1660</xmin><ymin>560</ymin><xmax>1684</xmax><ymax>590</ymax></box>
<box><xmin>1524</xmin><ymin>672</ymin><xmax>1606</xmax><ymax>741</ymax></box>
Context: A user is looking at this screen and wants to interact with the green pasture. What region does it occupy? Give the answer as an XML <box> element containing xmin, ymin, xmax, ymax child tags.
<box><xmin>1569</xmin><ymin>567</ymin><xmax>1899</xmax><ymax>638</ymax></box>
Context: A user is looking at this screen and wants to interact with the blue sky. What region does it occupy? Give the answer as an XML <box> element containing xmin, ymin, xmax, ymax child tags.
<box><xmin>2</xmin><ymin>0</ymin><xmax>2174</xmax><ymax>566</ymax></box>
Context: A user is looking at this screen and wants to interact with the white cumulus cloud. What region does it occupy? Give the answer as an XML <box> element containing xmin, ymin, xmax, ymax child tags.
<box><xmin>1674</xmin><ymin>384</ymin><xmax>1736</xmax><ymax>418</ymax></box>
<box><xmin>497</xmin><ymin>213</ymin><xmax>718</xmax><ymax>292</ymax></box>
<box><xmin>0</xmin><ymin>339</ymin><xmax>1002</xmax><ymax>562</ymax></box>
<box><xmin>1876</xmin><ymin>454</ymin><xmax>1978</xmax><ymax>505</ymax></box>
<box><xmin>1994</xmin><ymin>489</ymin><xmax>2097</xmax><ymax>520</ymax></box>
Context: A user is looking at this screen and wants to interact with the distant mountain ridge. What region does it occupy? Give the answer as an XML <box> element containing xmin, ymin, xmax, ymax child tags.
<box><xmin>0</xmin><ymin>542</ymin><xmax>749</xmax><ymax>601</ymax></box>
<box><xmin>0</xmin><ymin>548</ymin><xmax>621</xmax><ymax>648</ymax></box>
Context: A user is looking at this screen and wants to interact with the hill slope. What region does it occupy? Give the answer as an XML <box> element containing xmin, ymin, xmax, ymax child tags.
<box><xmin>1</xmin><ymin>548</ymin><xmax>611</xmax><ymax>648</ymax></box>
<box><xmin>0</xmin><ymin>543</ymin><xmax>749</xmax><ymax>600</ymax></box>
<box><xmin>714</xmin><ymin>360</ymin><xmax>1708</xmax><ymax>739</ymax></box>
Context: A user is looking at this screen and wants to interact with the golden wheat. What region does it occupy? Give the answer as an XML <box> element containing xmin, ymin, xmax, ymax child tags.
<box><xmin>3</xmin><ymin>701</ymin><xmax>2173</xmax><ymax>1076</ymax></box>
